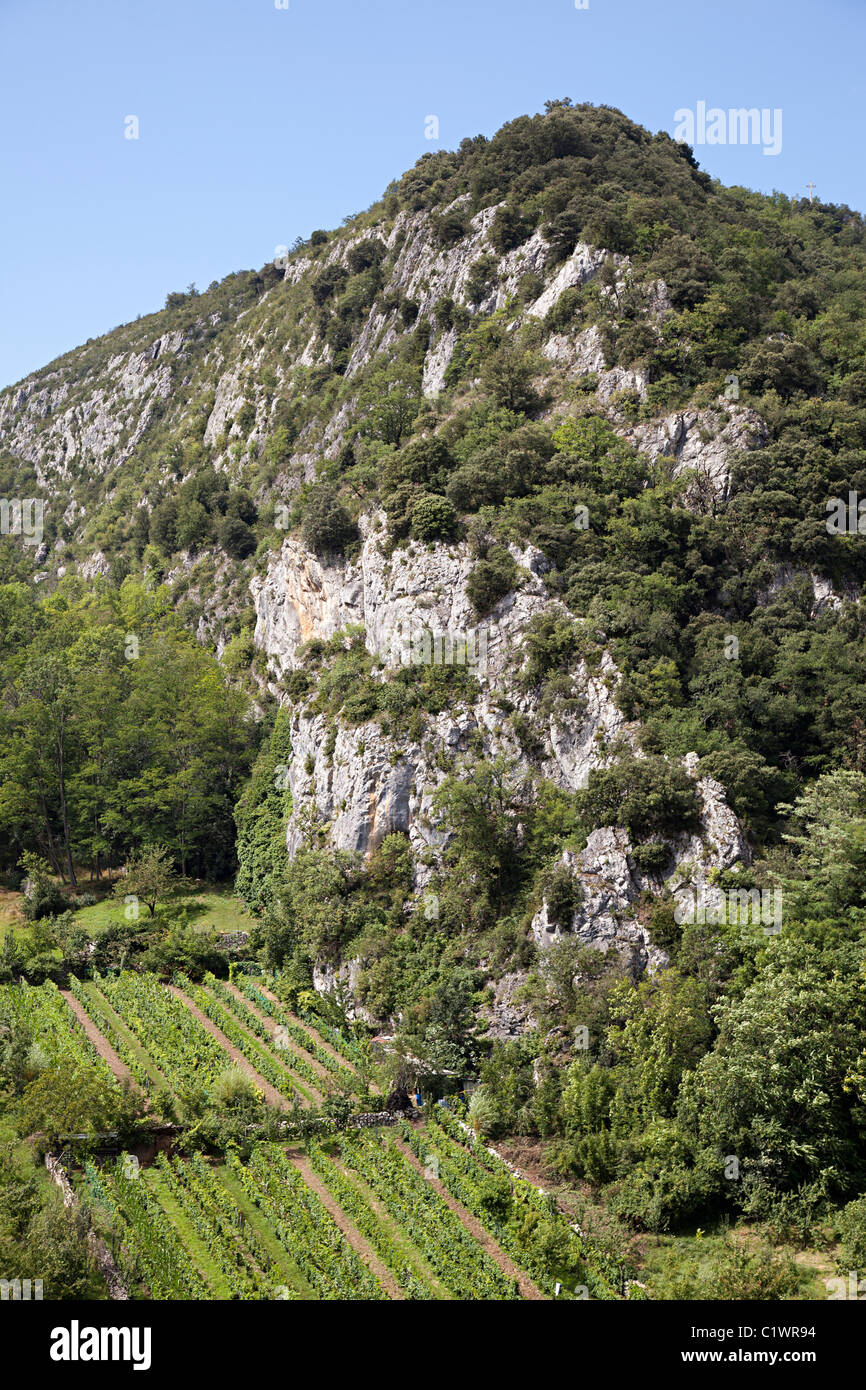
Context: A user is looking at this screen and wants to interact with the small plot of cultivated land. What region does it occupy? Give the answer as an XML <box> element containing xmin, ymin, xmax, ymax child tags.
<box><xmin>217</xmin><ymin>1165</ymin><xmax>315</xmax><ymax>1299</ymax></box>
<box><xmin>223</xmin><ymin>981</ymin><xmax>333</xmax><ymax>1090</ymax></box>
<box><xmin>290</xmin><ymin>1154</ymin><xmax>405</xmax><ymax>1301</ymax></box>
<box><xmin>181</xmin><ymin>980</ymin><xmax>325</xmax><ymax>1106</ymax></box>
<box><xmin>143</xmin><ymin>1168</ymin><xmax>228</xmax><ymax>1299</ymax></box>
<box><xmin>254</xmin><ymin>981</ymin><xmax>378</xmax><ymax>1093</ymax></box>
<box><xmin>328</xmin><ymin>1155</ymin><xmax>452</xmax><ymax>1299</ymax></box>
<box><xmin>77</xmin><ymin>980</ymin><xmax>172</xmax><ymax>1091</ymax></box>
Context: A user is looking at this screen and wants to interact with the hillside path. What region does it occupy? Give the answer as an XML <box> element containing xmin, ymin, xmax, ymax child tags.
<box><xmin>393</xmin><ymin>1135</ymin><xmax>545</xmax><ymax>1300</ymax></box>
<box><xmin>61</xmin><ymin>989</ymin><xmax>140</xmax><ymax>1092</ymax></box>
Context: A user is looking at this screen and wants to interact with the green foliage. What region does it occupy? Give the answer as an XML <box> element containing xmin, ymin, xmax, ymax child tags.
<box><xmin>575</xmin><ymin>755</ymin><xmax>701</xmax><ymax>842</ymax></box>
<box><xmin>18</xmin><ymin>852</ymin><xmax>69</xmax><ymax>921</ymax></box>
<box><xmin>114</xmin><ymin>845</ymin><xmax>177</xmax><ymax>917</ymax></box>
<box><xmin>300</xmin><ymin>485</ymin><xmax>357</xmax><ymax>557</ymax></box>
<box><xmin>234</xmin><ymin>708</ymin><xmax>293</xmax><ymax>913</ymax></box>
<box><xmin>410</xmin><ymin>492</ymin><xmax>458</xmax><ymax>542</ymax></box>
<box><xmin>678</xmin><ymin>938</ymin><xmax>866</xmax><ymax>1212</ymax></box>
<box><xmin>0</xmin><ymin>1147</ymin><xmax>101</xmax><ymax>1298</ymax></box>
<box><xmin>4</xmin><ymin>99</ymin><xmax>866</xmax><ymax>1276</ymax></box>
<box><xmin>465</xmin><ymin>545</ymin><xmax>519</xmax><ymax>616</ymax></box>
<box><xmin>837</xmin><ymin>1195</ymin><xmax>866</xmax><ymax>1271</ymax></box>
<box><xmin>0</xmin><ymin>581</ymin><xmax>255</xmax><ymax>881</ymax></box>
<box><xmin>218</xmin><ymin>513</ymin><xmax>256</xmax><ymax>559</ymax></box>
<box><xmin>17</xmin><ymin>1063</ymin><xmax>145</xmax><ymax>1149</ymax></box>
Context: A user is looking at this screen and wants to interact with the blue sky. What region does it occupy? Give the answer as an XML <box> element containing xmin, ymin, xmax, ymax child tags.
<box><xmin>1</xmin><ymin>0</ymin><xmax>863</xmax><ymax>390</ymax></box>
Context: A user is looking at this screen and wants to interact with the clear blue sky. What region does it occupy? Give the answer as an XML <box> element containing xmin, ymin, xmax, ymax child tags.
<box><xmin>1</xmin><ymin>0</ymin><xmax>863</xmax><ymax>390</ymax></box>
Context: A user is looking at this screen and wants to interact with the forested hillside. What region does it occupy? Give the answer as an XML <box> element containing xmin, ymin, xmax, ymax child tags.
<box><xmin>2</xmin><ymin>101</ymin><xmax>865</xmax><ymax>1299</ymax></box>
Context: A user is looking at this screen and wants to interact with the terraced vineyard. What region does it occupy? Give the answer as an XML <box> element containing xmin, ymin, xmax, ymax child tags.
<box><xmin>82</xmin><ymin>1135</ymin><xmax>585</xmax><ymax>1300</ymax></box>
<box><xmin>0</xmin><ymin>979</ymin><xmax>119</xmax><ymax>1087</ymax></box>
<box><xmin>61</xmin><ymin>970</ymin><xmax>372</xmax><ymax>1109</ymax></box>
<box><xmin>2</xmin><ymin>971</ymin><xmax>625</xmax><ymax>1300</ymax></box>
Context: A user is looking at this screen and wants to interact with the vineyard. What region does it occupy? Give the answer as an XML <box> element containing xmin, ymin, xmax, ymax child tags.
<box><xmin>0</xmin><ymin>971</ymin><xmax>628</xmax><ymax>1300</ymax></box>
<box><xmin>0</xmin><ymin>979</ymin><xmax>117</xmax><ymax>1087</ymax></box>
<box><xmin>57</xmin><ymin>969</ymin><xmax>372</xmax><ymax>1109</ymax></box>
<box><xmin>82</xmin><ymin>1133</ymin><xmax>606</xmax><ymax>1301</ymax></box>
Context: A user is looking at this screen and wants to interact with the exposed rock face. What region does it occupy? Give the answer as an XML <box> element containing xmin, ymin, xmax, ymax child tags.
<box><xmin>252</xmin><ymin>517</ymin><xmax>638</xmax><ymax>868</ymax></box>
<box><xmin>541</xmin><ymin>322</ymin><xmax>648</xmax><ymax>402</ymax></box>
<box><xmin>252</xmin><ymin>515</ymin><xmax>554</xmax><ymax>684</ymax></box>
<box><xmin>0</xmin><ymin>331</ymin><xmax>183</xmax><ymax>487</ymax></box>
<box><xmin>623</xmin><ymin>403</ymin><xmax>768</xmax><ymax>498</ymax></box>
<box><xmin>0</xmin><ymin>184</ymin><xmax>769</xmax><ymax>599</ymax></box>
<box><xmin>530</xmin><ymin>755</ymin><xmax>750</xmax><ymax>977</ymax></box>
<box><xmin>526</xmin><ymin>242</ymin><xmax>611</xmax><ymax>320</ymax></box>
<box><xmin>484</xmin><ymin>972</ymin><xmax>539</xmax><ymax>1042</ymax></box>
<box><xmin>253</xmin><ymin>521</ymin><xmax>747</xmax><ymax>1028</ymax></box>
<box><xmin>312</xmin><ymin>959</ymin><xmax>376</xmax><ymax>1024</ymax></box>
<box><xmin>756</xmin><ymin>563</ymin><xmax>861</xmax><ymax>616</ymax></box>
<box><xmin>79</xmin><ymin>550</ymin><xmax>111</xmax><ymax>581</ymax></box>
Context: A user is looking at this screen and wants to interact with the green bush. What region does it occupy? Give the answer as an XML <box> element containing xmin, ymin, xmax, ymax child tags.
<box><xmin>631</xmin><ymin>840</ymin><xmax>670</xmax><ymax>876</ymax></box>
<box><xmin>465</xmin><ymin>546</ymin><xmax>520</xmax><ymax>617</ymax></box>
<box><xmin>838</xmin><ymin>1196</ymin><xmax>866</xmax><ymax>1271</ymax></box>
<box><xmin>300</xmin><ymin>485</ymin><xmax>357</xmax><ymax>557</ymax></box>
<box><xmin>218</xmin><ymin>514</ymin><xmax>256</xmax><ymax>560</ymax></box>
<box><xmin>410</xmin><ymin>493</ymin><xmax>458</xmax><ymax>542</ymax></box>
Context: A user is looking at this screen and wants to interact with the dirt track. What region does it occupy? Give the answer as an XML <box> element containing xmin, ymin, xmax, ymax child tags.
<box><xmin>61</xmin><ymin>989</ymin><xmax>140</xmax><ymax>1091</ymax></box>
<box><xmin>393</xmin><ymin>1135</ymin><xmax>545</xmax><ymax>1300</ymax></box>
<box><xmin>289</xmin><ymin>1154</ymin><xmax>403</xmax><ymax>1300</ymax></box>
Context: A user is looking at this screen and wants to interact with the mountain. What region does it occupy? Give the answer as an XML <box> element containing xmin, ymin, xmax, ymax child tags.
<box><xmin>2</xmin><ymin>100</ymin><xmax>866</xmax><ymax>1240</ymax></box>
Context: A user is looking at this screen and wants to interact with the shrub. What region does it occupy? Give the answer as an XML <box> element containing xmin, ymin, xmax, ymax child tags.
<box><xmin>236</xmin><ymin>402</ymin><xmax>256</xmax><ymax>436</ymax></box>
<box><xmin>837</xmin><ymin>1196</ymin><xmax>866</xmax><ymax>1271</ymax></box>
<box><xmin>711</xmin><ymin>1240</ymin><xmax>804</xmax><ymax>1301</ymax></box>
<box><xmin>222</xmin><ymin>630</ymin><xmax>256</xmax><ymax>676</ymax></box>
<box><xmin>283</xmin><ymin>668</ymin><xmax>314</xmax><ymax>702</ymax></box>
<box><xmin>540</xmin><ymin>861</ymin><xmax>581</xmax><ymax>928</ymax></box>
<box><xmin>311</xmin><ymin>265</ymin><xmax>348</xmax><ymax>307</ymax></box>
<box><xmin>410</xmin><ymin>493</ymin><xmax>458</xmax><ymax>542</ymax></box>
<box><xmin>300</xmin><ymin>485</ymin><xmax>357</xmax><ymax>557</ymax></box>
<box><xmin>19</xmin><ymin>853</ymin><xmax>69</xmax><ymax>921</ymax></box>
<box><xmin>631</xmin><ymin>840</ymin><xmax>670</xmax><ymax>876</ymax></box>
<box><xmin>346</xmin><ymin>237</ymin><xmax>386</xmax><ymax>274</ymax></box>
<box><xmin>433</xmin><ymin>207</ymin><xmax>470</xmax><ymax>246</ymax></box>
<box><xmin>490</xmin><ymin>202</ymin><xmax>533</xmax><ymax>254</ymax></box>
<box><xmin>150</xmin><ymin>498</ymin><xmax>178</xmax><ymax>555</ymax></box>
<box><xmin>210</xmin><ymin>1067</ymin><xmax>259</xmax><ymax>1109</ymax></box>
<box><xmin>576</xmin><ymin>757</ymin><xmax>701</xmax><ymax>842</ymax></box>
<box><xmin>480</xmin><ymin>345</ymin><xmax>539</xmax><ymax>414</ymax></box>
<box><xmin>465</xmin><ymin>546</ymin><xmax>520</xmax><ymax>617</ymax></box>
<box><xmin>218</xmin><ymin>514</ymin><xmax>256</xmax><ymax>560</ymax></box>
<box><xmin>465</xmin><ymin>254</ymin><xmax>498</xmax><ymax>305</ymax></box>
<box><xmin>468</xmin><ymin>1087</ymin><xmax>498</xmax><ymax>1136</ymax></box>
<box><xmin>175</xmin><ymin>498</ymin><xmax>212</xmax><ymax>551</ymax></box>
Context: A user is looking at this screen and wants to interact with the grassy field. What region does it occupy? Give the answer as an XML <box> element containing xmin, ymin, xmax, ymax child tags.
<box><xmin>71</xmin><ymin>883</ymin><xmax>254</xmax><ymax>936</ymax></box>
<box><xmin>0</xmin><ymin>879</ymin><xmax>255</xmax><ymax>939</ymax></box>
<box><xmin>0</xmin><ymin>887</ymin><xmax>26</xmax><ymax>934</ymax></box>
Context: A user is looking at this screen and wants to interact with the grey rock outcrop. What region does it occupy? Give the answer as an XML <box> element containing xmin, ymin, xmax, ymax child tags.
<box><xmin>623</xmin><ymin>403</ymin><xmax>767</xmax><ymax>499</ymax></box>
<box><xmin>252</xmin><ymin>517</ymin><xmax>638</xmax><ymax>867</ymax></box>
<box><xmin>530</xmin><ymin>755</ymin><xmax>750</xmax><ymax>977</ymax></box>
